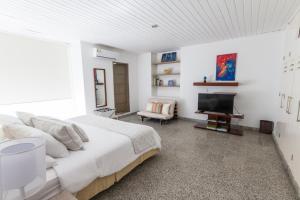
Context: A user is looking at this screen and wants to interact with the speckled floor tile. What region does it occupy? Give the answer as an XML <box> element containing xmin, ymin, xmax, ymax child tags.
<box><xmin>92</xmin><ymin>116</ymin><xmax>297</xmax><ymax>200</ymax></box>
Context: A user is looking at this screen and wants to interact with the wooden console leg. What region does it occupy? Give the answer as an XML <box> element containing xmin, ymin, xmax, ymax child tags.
<box><xmin>141</xmin><ymin>116</ymin><xmax>144</xmax><ymax>122</ymax></box>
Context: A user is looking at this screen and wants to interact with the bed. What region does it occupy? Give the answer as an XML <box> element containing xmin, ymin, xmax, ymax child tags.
<box><xmin>31</xmin><ymin>115</ymin><xmax>161</xmax><ymax>200</ymax></box>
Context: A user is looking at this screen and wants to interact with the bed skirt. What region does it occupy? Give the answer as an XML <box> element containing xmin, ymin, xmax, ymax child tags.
<box><xmin>74</xmin><ymin>148</ymin><xmax>160</xmax><ymax>200</ymax></box>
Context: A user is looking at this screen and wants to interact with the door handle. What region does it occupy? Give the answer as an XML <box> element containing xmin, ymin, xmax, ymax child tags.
<box><xmin>281</xmin><ymin>94</ymin><xmax>285</xmax><ymax>108</ymax></box>
<box><xmin>286</xmin><ymin>96</ymin><xmax>289</xmax><ymax>113</ymax></box>
<box><xmin>297</xmin><ymin>101</ymin><xmax>300</xmax><ymax>122</ymax></box>
<box><xmin>286</xmin><ymin>96</ymin><xmax>292</xmax><ymax>114</ymax></box>
<box><xmin>287</xmin><ymin>97</ymin><xmax>293</xmax><ymax>114</ymax></box>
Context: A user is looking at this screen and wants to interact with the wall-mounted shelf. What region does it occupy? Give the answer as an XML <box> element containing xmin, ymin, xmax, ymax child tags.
<box><xmin>153</xmin><ymin>73</ymin><xmax>180</xmax><ymax>76</ymax></box>
<box><xmin>193</xmin><ymin>82</ymin><xmax>239</xmax><ymax>86</ymax></box>
<box><xmin>153</xmin><ymin>85</ymin><xmax>180</xmax><ymax>88</ymax></box>
<box><xmin>152</xmin><ymin>51</ymin><xmax>181</xmax><ymax>98</ymax></box>
<box><xmin>153</xmin><ymin>61</ymin><xmax>180</xmax><ymax>65</ymax></box>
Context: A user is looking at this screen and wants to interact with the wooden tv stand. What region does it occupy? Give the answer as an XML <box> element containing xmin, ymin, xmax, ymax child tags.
<box><xmin>194</xmin><ymin>111</ymin><xmax>244</xmax><ymax>136</ymax></box>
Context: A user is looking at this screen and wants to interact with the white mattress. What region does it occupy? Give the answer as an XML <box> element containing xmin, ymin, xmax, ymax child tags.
<box><xmin>52</xmin><ymin>122</ymin><xmax>159</xmax><ymax>193</ymax></box>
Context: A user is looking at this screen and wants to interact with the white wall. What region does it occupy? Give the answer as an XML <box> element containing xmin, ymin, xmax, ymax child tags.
<box><xmin>137</xmin><ymin>32</ymin><xmax>284</xmax><ymax>128</ymax></box>
<box><xmin>80</xmin><ymin>42</ymin><xmax>139</xmax><ymax>114</ymax></box>
<box><xmin>180</xmin><ymin>32</ymin><xmax>284</xmax><ymax>128</ymax></box>
<box><xmin>137</xmin><ymin>53</ymin><xmax>152</xmax><ymax>110</ymax></box>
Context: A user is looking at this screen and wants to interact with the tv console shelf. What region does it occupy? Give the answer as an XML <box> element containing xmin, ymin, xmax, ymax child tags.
<box><xmin>194</xmin><ymin>111</ymin><xmax>244</xmax><ymax>136</ymax></box>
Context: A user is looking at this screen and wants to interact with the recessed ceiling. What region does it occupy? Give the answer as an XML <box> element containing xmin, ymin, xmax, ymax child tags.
<box><xmin>0</xmin><ymin>0</ymin><xmax>299</xmax><ymax>52</ymax></box>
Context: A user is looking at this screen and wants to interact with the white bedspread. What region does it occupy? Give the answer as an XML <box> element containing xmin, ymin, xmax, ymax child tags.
<box><xmin>69</xmin><ymin>115</ymin><xmax>161</xmax><ymax>154</ymax></box>
<box><xmin>53</xmin><ymin>116</ymin><xmax>161</xmax><ymax>193</ymax></box>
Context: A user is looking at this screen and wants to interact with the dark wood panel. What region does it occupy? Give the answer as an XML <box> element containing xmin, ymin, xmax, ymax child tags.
<box><xmin>113</xmin><ymin>63</ymin><xmax>130</xmax><ymax>114</ymax></box>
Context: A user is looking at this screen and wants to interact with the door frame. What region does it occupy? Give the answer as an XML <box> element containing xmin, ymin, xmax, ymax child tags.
<box><xmin>113</xmin><ymin>62</ymin><xmax>130</xmax><ymax>114</ymax></box>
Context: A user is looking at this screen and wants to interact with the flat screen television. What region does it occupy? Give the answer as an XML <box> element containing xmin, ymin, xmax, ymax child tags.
<box><xmin>198</xmin><ymin>93</ymin><xmax>235</xmax><ymax>114</ymax></box>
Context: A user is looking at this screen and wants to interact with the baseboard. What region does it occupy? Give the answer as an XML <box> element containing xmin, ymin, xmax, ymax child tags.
<box><xmin>242</xmin><ymin>126</ymin><xmax>259</xmax><ymax>132</ymax></box>
<box><xmin>116</xmin><ymin>111</ymin><xmax>137</xmax><ymax>119</ymax></box>
<box><xmin>272</xmin><ymin>134</ymin><xmax>300</xmax><ymax>199</ymax></box>
<box><xmin>178</xmin><ymin>116</ymin><xmax>200</xmax><ymax>122</ymax></box>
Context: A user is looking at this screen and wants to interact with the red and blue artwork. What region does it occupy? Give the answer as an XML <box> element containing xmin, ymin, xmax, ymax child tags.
<box><xmin>216</xmin><ymin>53</ymin><xmax>237</xmax><ymax>81</ymax></box>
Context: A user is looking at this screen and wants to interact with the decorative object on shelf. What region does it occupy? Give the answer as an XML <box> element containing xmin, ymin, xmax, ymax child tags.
<box><xmin>159</xmin><ymin>80</ymin><xmax>163</xmax><ymax>86</ymax></box>
<box><xmin>216</xmin><ymin>53</ymin><xmax>237</xmax><ymax>81</ymax></box>
<box><xmin>161</xmin><ymin>52</ymin><xmax>177</xmax><ymax>62</ymax></box>
<box><xmin>156</xmin><ymin>78</ymin><xmax>160</xmax><ymax>86</ymax></box>
<box><xmin>164</xmin><ymin>68</ymin><xmax>172</xmax><ymax>74</ymax></box>
<box><xmin>0</xmin><ymin>137</ymin><xmax>46</xmax><ymax>200</ymax></box>
<box><xmin>203</xmin><ymin>76</ymin><xmax>207</xmax><ymax>83</ymax></box>
<box><xmin>168</xmin><ymin>80</ymin><xmax>176</xmax><ymax>87</ymax></box>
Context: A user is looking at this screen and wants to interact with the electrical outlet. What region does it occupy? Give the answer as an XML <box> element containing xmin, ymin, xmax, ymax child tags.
<box><xmin>291</xmin><ymin>154</ymin><xmax>294</xmax><ymax>161</ymax></box>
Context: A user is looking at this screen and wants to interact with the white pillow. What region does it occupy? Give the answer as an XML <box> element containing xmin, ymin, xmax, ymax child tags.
<box><xmin>40</xmin><ymin>116</ymin><xmax>89</xmax><ymax>142</ymax></box>
<box><xmin>0</xmin><ymin>114</ymin><xmax>23</xmax><ymax>125</ymax></box>
<box><xmin>16</xmin><ymin>111</ymin><xmax>35</xmax><ymax>126</ymax></box>
<box><xmin>32</xmin><ymin>117</ymin><xmax>84</xmax><ymax>151</ymax></box>
<box><xmin>2</xmin><ymin>124</ymin><xmax>69</xmax><ymax>158</ymax></box>
<box><xmin>0</xmin><ymin>114</ymin><xmax>24</xmax><ymax>141</ymax></box>
<box><xmin>146</xmin><ymin>103</ymin><xmax>153</xmax><ymax>112</ymax></box>
<box><xmin>46</xmin><ymin>155</ymin><xmax>57</xmax><ymax>169</ymax></box>
<box><xmin>162</xmin><ymin>104</ymin><xmax>171</xmax><ymax>115</ymax></box>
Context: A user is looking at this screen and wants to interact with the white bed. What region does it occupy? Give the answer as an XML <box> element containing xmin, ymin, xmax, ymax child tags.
<box><xmin>30</xmin><ymin>115</ymin><xmax>161</xmax><ymax>199</ymax></box>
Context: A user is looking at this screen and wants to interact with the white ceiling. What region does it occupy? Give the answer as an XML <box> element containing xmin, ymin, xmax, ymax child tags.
<box><xmin>0</xmin><ymin>0</ymin><xmax>299</xmax><ymax>52</ymax></box>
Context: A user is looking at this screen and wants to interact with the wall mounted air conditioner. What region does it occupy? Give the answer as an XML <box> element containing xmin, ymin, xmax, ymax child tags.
<box><xmin>93</xmin><ymin>48</ymin><xmax>119</xmax><ymax>60</ymax></box>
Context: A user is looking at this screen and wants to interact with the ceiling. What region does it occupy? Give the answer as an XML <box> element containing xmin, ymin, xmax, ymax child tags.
<box><xmin>0</xmin><ymin>0</ymin><xmax>299</xmax><ymax>52</ymax></box>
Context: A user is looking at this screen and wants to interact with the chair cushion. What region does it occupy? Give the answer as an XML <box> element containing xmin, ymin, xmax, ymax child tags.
<box><xmin>152</xmin><ymin>103</ymin><xmax>163</xmax><ymax>113</ymax></box>
<box><xmin>148</xmin><ymin>98</ymin><xmax>176</xmax><ymax>116</ymax></box>
<box><xmin>162</xmin><ymin>104</ymin><xmax>171</xmax><ymax>115</ymax></box>
<box><xmin>137</xmin><ymin>111</ymin><xmax>172</xmax><ymax>120</ymax></box>
<box><xmin>146</xmin><ymin>103</ymin><xmax>153</xmax><ymax>112</ymax></box>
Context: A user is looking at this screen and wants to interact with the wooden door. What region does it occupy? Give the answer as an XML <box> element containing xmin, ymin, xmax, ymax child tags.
<box><xmin>113</xmin><ymin>62</ymin><xmax>130</xmax><ymax>114</ymax></box>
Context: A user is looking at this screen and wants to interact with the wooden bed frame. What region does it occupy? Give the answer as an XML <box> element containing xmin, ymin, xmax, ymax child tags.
<box><xmin>74</xmin><ymin>148</ymin><xmax>160</xmax><ymax>200</ymax></box>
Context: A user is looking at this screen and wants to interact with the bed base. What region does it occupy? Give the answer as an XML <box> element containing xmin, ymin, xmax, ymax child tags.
<box><xmin>74</xmin><ymin>148</ymin><xmax>160</xmax><ymax>200</ymax></box>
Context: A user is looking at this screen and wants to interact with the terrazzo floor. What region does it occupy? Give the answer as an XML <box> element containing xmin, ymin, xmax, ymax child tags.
<box><xmin>93</xmin><ymin>115</ymin><xmax>297</xmax><ymax>200</ymax></box>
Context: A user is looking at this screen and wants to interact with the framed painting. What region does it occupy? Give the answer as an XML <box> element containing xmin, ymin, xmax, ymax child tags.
<box><xmin>216</xmin><ymin>53</ymin><xmax>237</xmax><ymax>81</ymax></box>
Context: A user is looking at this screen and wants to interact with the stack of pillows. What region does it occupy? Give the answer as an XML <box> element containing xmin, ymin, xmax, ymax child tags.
<box><xmin>146</xmin><ymin>102</ymin><xmax>171</xmax><ymax>115</ymax></box>
<box><xmin>0</xmin><ymin>112</ymin><xmax>89</xmax><ymax>169</ymax></box>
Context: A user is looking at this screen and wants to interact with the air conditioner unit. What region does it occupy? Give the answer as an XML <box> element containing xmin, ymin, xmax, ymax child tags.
<box><xmin>93</xmin><ymin>48</ymin><xmax>119</xmax><ymax>60</ymax></box>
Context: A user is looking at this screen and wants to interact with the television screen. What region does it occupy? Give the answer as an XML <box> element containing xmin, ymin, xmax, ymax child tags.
<box><xmin>198</xmin><ymin>93</ymin><xmax>234</xmax><ymax>114</ymax></box>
